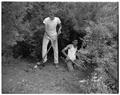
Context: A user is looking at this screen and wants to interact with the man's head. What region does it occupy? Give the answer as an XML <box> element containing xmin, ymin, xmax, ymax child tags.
<box><xmin>49</xmin><ymin>12</ymin><xmax>55</xmax><ymax>20</ymax></box>
<box><xmin>72</xmin><ymin>39</ymin><xmax>78</xmax><ymax>46</ymax></box>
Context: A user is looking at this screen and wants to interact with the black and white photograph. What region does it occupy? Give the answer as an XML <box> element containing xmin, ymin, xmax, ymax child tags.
<box><xmin>2</xmin><ymin>1</ymin><xmax>119</xmax><ymax>94</ymax></box>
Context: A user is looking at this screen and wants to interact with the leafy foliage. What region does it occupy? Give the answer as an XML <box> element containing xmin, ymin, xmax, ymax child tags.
<box><xmin>2</xmin><ymin>2</ymin><xmax>118</xmax><ymax>93</ymax></box>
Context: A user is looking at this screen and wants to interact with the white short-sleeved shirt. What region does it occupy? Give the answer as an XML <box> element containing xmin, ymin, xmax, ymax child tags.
<box><xmin>65</xmin><ymin>44</ymin><xmax>77</xmax><ymax>61</ymax></box>
<box><xmin>43</xmin><ymin>17</ymin><xmax>61</xmax><ymax>37</ymax></box>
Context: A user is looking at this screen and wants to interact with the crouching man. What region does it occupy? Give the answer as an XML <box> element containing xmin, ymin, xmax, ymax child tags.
<box><xmin>62</xmin><ymin>39</ymin><xmax>78</xmax><ymax>71</ymax></box>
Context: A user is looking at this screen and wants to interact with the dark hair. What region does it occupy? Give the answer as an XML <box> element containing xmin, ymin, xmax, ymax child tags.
<box><xmin>72</xmin><ymin>39</ymin><xmax>78</xmax><ymax>44</ymax></box>
<box><xmin>72</xmin><ymin>39</ymin><xmax>78</xmax><ymax>42</ymax></box>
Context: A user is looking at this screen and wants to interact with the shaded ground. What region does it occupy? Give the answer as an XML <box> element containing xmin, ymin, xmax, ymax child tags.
<box><xmin>2</xmin><ymin>58</ymin><xmax>88</xmax><ymax>94</ymax></box>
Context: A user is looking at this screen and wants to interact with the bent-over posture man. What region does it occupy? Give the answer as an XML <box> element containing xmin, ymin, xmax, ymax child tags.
<box><xmin>41</xmin><ymin>12</ymin><xmax>62</xmax><ymax>68</ymax></box>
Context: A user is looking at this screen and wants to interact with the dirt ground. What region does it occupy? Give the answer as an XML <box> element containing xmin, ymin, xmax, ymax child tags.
<box><xmin>2</xmin><ymin>58</ymin><xmax>89</xmax><ymax>94</ymax></box>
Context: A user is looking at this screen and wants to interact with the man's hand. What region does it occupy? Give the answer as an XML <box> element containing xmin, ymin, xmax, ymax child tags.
<box><xmin>58</xmin><ymin>30</ymin><xmax>61</xmax><ymax>35</ymax></box>
<box><xmin>66</xmin><ymin>56</ymin><xmax>71</xmax><ymax>61</ymax></box>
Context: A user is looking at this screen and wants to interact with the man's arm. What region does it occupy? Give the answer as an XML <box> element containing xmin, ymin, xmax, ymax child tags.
<box><xmin>57</xmin><ymin>23</ymin><xmax>62</xmax><ymax>35</ymax></box>
<box><xmin>62</xmin><ymin>45</ymin><xmax>71</xmax><ymax>59</ymax></box>
<box><xmin>62</xmin><ymin>48</ymin><xmax>68</xmax><ymax>58</ymax></box>
<box><xmin>57</xmin><ymin>17</ymin><xmax>62</xmax><ymax>35</ymax></box>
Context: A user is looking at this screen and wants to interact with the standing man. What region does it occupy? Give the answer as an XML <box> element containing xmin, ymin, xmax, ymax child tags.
<box><xmin>41</xmin><ymin>12</ymin><xmax>62</xmax><ymax>68</ymax></box>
